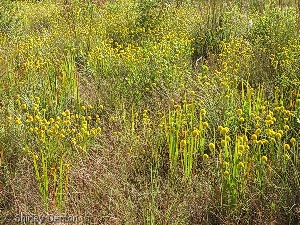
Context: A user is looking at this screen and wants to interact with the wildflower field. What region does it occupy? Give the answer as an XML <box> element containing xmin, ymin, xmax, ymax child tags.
<box><xmin>1</xmin><ymin>0</ymin><xmax>300</xmax><ymax>224</ymax></box>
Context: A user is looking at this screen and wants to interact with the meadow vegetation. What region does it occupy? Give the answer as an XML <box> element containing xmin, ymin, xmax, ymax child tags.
<box><xmin>1</xmin><ymin>0</ymin><xmax>300</xmax><ymax>224</ymax></box>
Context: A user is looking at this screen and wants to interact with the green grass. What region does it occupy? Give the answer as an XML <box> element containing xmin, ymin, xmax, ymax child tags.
<box><xmin>1</xmin><ymin>0</ymin><xmax>300</xmax><ymax>224</ymax></box>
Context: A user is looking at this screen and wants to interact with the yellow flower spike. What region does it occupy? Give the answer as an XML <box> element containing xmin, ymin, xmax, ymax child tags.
<box><xmin>284</xmin><ymin>144</ymin><xmax>290</xmax><ymax>151</ymax></box>
<box><xmin>266</xmin><ymin>115</ymin><xmax>272</xmax><ymax>120</ymax></box>
<box><xmin>221</xmin><ymin>140</ymin><xmax>226</xmax><ymax>146</ymax></box>
<box><xmin>239</xmin><ymin>117</ymin><xmax>245</xmax><ymax>122</ymax></box>
<box><xmin>255</xmin><ymin>116</ymin><xmax>261</xmax><ymax>121</ymax></box>
<box><xmin>261</xmin><ymin>156</ymin><xmax>268</xmax><ymax>162</ymax></box>
<box><xmin>88</xmin><ymin>104</ymin><xmax>93</xmax><ymax>109</ymax></box>
<box><xmin>218</xmin><ymin>125</ymin><xmax>223</xmax><ymax>131</ymax></box>
<box><xmin>255</xmin><ymin>128</ymin><xmax>261</xmax><ymax>135</ymax></box>
<box><xmin>209</xmin><ymin>143</ymin><xmax>215</xmax><ymax>150</ymax></box>
<box><xmin>278</xmin><ymin>130</ymin><xmax>284</xmax><ymax>135</ymax></box>
<box><xmin>28</xmin><ymin>115</ymin><xmax>33</xmax><ymax>122</ymax></box>
<box><xmin>15</xmin><ymin>118</ymin><xmax>22</xmax><ymax>125</ymax></box>
<box><xmin>62</xmin><ymin>112</ymin><xmax>66</xmax><ymax>117</ymax></box>
<box><xmin>180</xmin><ymin>140</ymin><xmax>187</xmax><ymax>148</ymax></box>
<box><xmin>284</xmin><ymin>154</ymin><xmax>290</xmax><ymax>160</ymax></box>
<box><xmin>97</xmin><ymin>127</ymin><xmax>102</xmax><ymax>135</ymax></box>
<box><xmin>99</xmin><ymin>105</ymin><xmax>104</xmax><ymax>110</ymax></box>
<box><xmin>21</xmin><ymin>104</ymin><xmax>27</xmax><ymax>110</ymax></box>
<box><xmin>284</xmin><ymin>125</ymin><xmax>289</xmax><ymax>130</ymax></box>
<box><xmin>190</xmin><ymin>90</ymin><xmax>195</xmax><ymax>95</ymax></box>
<box><xmin>223</xmin><ymin>171</ymin><xmax>230</xmax><ymax>176</ymax></box>
<box><xmin>220</xmin><ymin>127</ymin><xmax>229</xmax><ymax>135</ymax></box>
<box><xmin>251</xmin><ymin>134</ymin><xmax>257</xmax><ymax>141</ymax></box>
<box><xmin>33</xmin><ymin>154</ymin><xmax>38</xmax><ymax>160</ymax></box>
<box><xmin>90</xmin><ymin>129</ymin><xmax>96</xmax><ymax>135</ymax></box>
<box><xmin>238</xmin><ymin>145</ymin><xmax>245</xmax><ymax>151</ymax></box>
<box><xmin>87</xmin><ymin>116</ymin><xmax>92</xmax><ymax>120</ymax></box>
<box><xmin>81</xmin><ymin>106</ymin><xmax>86</xmax><ymax>111</ymax></box>
<box><xmin>203</xmin><ymin>122</ymin><xmax>209</xmax><ymax>128</ymax></box>
<box><xmin>262</xmin><ymin>139</ymin><xmax>269</xmax><ymax>144</ymax></box>
<box><xmin>34</xmin><ymin>115</ymin><xmax>40</xmax><ymax>121</ymax></box>
<box><xmin>290</xmin><ymin>138</ymin><xmax>296</xmax><ymax>144</ymax></box>
<box><xmin>236</xmin><ymin>109</ymin><xmax>243</xmax><ymax>115</ymax></box>
<box><xmin>192</xmin><ymin>129</ymin><xmax>199</xmax><ymax>137</ymax></box>
<box><xmin>250</xmin><ymin>113</ymin><xmax>255</xmax><ymax>117</ymax></box>
<box><xmin>238</xmin><ymin>162</ymin><xmax>244</xmax><ymax>169</ymax></box>
<box><xmin>35</xmin><ymin>97</ymin><xmax>40</xmax><ymax>104</ymax></box>
<box><xmin>265</xmin><ymin>120</ymin><xmax>272</xmax><ymax>126</ymax></box>
<box><xmin>203</xmin><ymin>154</ymin><xmax>209</xmax><ymax>160</ymax></box>
<box><xmin>200</xmin><ymin>109</ymin><xmax>207</xmax><ymax>116</ymax></box>
<box><xmin>225</xmin><ymin>136</ymin><xmax>231</xmax><ymax>142</ymax></box>
<box><xmin>65</xmin><ymin>110</ymin><xmax>70</xmax><ymax>116</ymax></box>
